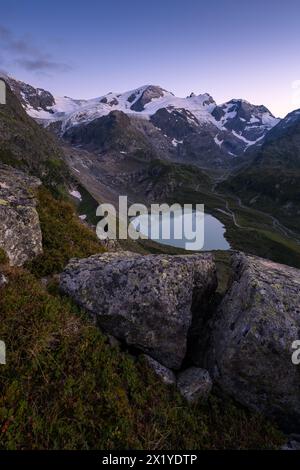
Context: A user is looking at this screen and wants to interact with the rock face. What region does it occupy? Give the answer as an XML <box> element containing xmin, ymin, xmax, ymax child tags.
<box><xmin>0</xmin><ymin>164</ymin><xmax>43</xmax><ymax>266</ymax></box>
<box><xmin>60</xmin><ymin>252</ymin><xmax>217</xmax><ymax>369</ymax></box>
<box><xmin>177</xmin><ymin>367</ymin><xmax>212</xmax><ymax>403</ymax></box>
<box><xmin>207</xmin><ymin>253</ymin><xmax>300</xmax><ymax>431</ymax></box>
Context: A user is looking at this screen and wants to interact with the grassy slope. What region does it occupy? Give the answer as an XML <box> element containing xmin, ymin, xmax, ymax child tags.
<box><xmin>0</xmin><ymin>188</ymin><xmax>283</xmax><ymax>450</ymax></box>
<box><xmin>26</xmin><ymin>187</ymin><xmax>105</xmax><ymax>277</ymax></box>
<box><xmin>0</xmin><ymin>85</ymin><xmax>70</xmax><ymax>195</ymax></box>
<box><xmin>220</xmin><ymin>167</ymin><xmax>300</xmax><ymax>234</ymax></box>
<box><xmin>151</xmin><ymin>168</ymin><xmax>300</xmax><ymax>269</ymax></box>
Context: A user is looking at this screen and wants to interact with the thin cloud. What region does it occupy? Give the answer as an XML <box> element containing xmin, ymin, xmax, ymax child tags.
<box><xmin>0</xmin><ymin>24</ymin><xmax>71</xmax><ymax>74</ymax></box>
<box><xmin>16</xmin><ymin>58</ymin><xmax>72</xmax><ymax>72</ymax></box>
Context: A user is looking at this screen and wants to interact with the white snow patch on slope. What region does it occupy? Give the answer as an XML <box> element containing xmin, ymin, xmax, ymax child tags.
<box><xmin>172</xmin><ymin>138</ymin><xmax>183</xmax><ymax>147</ymax></box>
<box><xmin>214</xmin><ymin>134</ymin><xmax>223</xmax><ymax>147</ymax></box>
<box><xmin>69</xmin><ymin>190</ymin><xmax>82</xmax><ymax>201</ymax></box>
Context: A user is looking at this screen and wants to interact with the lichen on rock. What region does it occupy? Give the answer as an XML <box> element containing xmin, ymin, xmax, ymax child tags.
<box><xmin>0</xmin><ymin>164</ymin><xmax>42</xmax><ymax>266</ymax></box>
<box><xmin>60</xmin><ymin>251</ymin><xmax>217</xmax><ymax>370</ymax></box>
<box><xmin>207</xmin><ymin>252</ymin><xmax>300</xmax><ymax>432</ymax></box>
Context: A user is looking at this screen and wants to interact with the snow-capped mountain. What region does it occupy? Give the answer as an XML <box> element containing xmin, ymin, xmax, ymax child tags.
<box><xmin>1</xmin><ymin>73</ymin><xmax>280</xmax><ymax>165</ymax></box>
<box><xmin>0</xmin><ymin>73</ymin><xmax>87</xmax><ymax>121</ymax></box>
<box><xmin>212</xmin><ymin>99</ymin><xmax>280</xmax><ymax>148</ymax></box>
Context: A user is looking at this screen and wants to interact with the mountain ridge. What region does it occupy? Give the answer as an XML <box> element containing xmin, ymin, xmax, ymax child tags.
<box><xmin>1</xmin><ymin>73</ymin><xmax>279</xmax><ymax>162</ymax></box>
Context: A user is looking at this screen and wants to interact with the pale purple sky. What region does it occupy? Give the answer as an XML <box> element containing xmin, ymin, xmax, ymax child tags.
<box><xmin>1</xmin><ymin>0</ymin><xmax>300</xmax><ymax>117</ymax></box>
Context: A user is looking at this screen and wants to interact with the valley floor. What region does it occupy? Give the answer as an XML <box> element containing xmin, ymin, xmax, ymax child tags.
<box><xmin>64</xmin><ymin>145</ymin><xmax>300</xmax><ymax>269</ymax></box>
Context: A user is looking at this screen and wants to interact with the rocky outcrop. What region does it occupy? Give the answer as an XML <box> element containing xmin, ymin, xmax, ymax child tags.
<box><xmin>207</xmin><ymin>253</ymin><xmax>300</xmax><ymax>431</ymax></box>
<box><xmin>177</xmin><ymin>367</ymin><xmax>212</xmax><ymax>403</ymax></box>
<box><xmin>0</xmin><ymin>164</ymin><xmax>43</xmax><ymax>266</ymax></box>
<box><xmin>130</xmin><ymin>86</ymin><xmax>167</xmax><ymax>112</ymax></box>
<box><xmin>60</xmin><ymin>252</ymin><xmax>217</xmax><ymax>369</ymax></box>
<box><xmin>3</xmin><ymin>74</ymin><xmax>55</xmax><ymax>113</ymax></box>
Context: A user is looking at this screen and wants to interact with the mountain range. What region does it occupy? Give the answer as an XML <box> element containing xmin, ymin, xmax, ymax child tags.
<box><xmin>2</xmin><ymin>73</ymin><xmax>280</xmax><ymax>168</ymax></box>
<box><xmin>1</xmin><ymin>72</ymin><xmax>300</xmax><ymax>236</ymax></box>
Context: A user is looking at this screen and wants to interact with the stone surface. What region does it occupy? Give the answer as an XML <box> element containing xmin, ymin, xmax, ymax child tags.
<box><xmin>177</xmin><ymin>367</ymin><xmax>212</xmax><ymax>403</ymax></box>
<box><xmin>282</xmin><ymin>435</ymin><xmax>300</xmax><ymax>450</ymax></box>
<box><xmin>142</xmin><ymin>354</ymin><xmax>176</xmax><ymax>386</ymax></box>
<box><xmin>207</xmin><ymin>252</ymin><xmax>300</xmax><ymax>431</ymax></box>
<box><xmin>0</xmin><ymin>164</ymin><xmax>43</xmax><ymax>266</ymax></box>
<box><xmin>60</xmin><ymin>252</ymin><xmax>217</xmax><ymax>369</ymax></box>
<box><xmin>0</xmin><ymin>272</ymin><xmax>8</xmax><ymax>287</ymax></box>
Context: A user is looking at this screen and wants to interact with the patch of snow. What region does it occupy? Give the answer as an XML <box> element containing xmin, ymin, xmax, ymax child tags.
<box><xmin>69</xmin><ymin>190</ymin><xmax>82</xmax><ymax>201</ymax></box>
<box><xmin>172</xmin><ymin>138</ymin><xmax>183</xmax><ymax>147</ymax></box>
<box><xmin>232</xmin><ymin>130</ymin><xmax>253</xmax><ymax>144</ymax></box>
<box><xmin>249</xmin><ymin>115</ymin><xmax>260</xmax><ymax>124</ymax></box>
<box><xmin>214</xmin><ymin>134</ymin><xmax>223</xmax><ymax>147</ymax></box>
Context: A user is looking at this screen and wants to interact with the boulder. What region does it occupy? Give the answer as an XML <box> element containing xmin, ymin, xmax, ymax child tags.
<box><xmin>177</xmin><ymin>367</ymin><xmax>212</xmax><ymax>403</ymax></box>
<box><xmin>0</xmin><ymin>164</ymin><xmax>42</xmax><ymax>266</ymax></box>
<box><xmin>142</xmin><ymin>354</ymin><xmax>176</xmax><ymax>386</ymax></box>
<box><xmin>60</xmin><ymin>252</ymin><xmax>217</xmax><ymax>369</ymax></box>
<box><xmin>207</xmin><ymin>252</ymin><xmax>300</xmax><ymax>431</ymax></box>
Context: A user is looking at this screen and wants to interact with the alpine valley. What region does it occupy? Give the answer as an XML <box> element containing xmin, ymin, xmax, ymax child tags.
<box><xmin>1</xmin><ymin>71</ymin><xmax>300</xmax><ymax>450</ymax></box>
<box><xmin>2</xmin><ymin>72</ymin><xmax>299</xmax><ymax>267</ymax></box>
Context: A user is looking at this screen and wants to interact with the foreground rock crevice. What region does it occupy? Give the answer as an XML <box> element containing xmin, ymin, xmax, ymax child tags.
<box><xmin>60</xmin><ymin>251</ymin><xmax>217</xmax><ymax>370</ymax></box>
<box><xmin>60</xmin><ymin>249</ymin><xmax>300</xmax><ymax>430</ymax></box>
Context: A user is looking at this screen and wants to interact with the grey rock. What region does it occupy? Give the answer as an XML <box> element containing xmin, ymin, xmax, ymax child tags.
<box><xmin>60</xmin><ymin>252</ymin><xmax>217</xmax><ymax>369</ymax></box>
<box><xmin>142</xmin><ymin>354</ymin><xmax>176</xmax><ymax>386</ymax></box>
<box><xmin>0</xmin><ymin>164</ymin><xmax>43</xmax><ymax>266</ymax></box>
<box><xmin>130</xmin><ymin>86</ymin><xmax>167</xmax><ymax>112</ymax></box>
<box><xmin>207</xmin><ymin>252</ymin><xmax>300</xmax><ymax>431</ymax></box>
<box><xmin>282</xmin><ymin>434</ymin><xmax>300</xmax><ymax>450</ymax></box>
<box><xmin>0</xmin><ymin>272</ymin><xmax>8</xmax><ymax>287</ymax></box>
<box><xmin>177</xmin><ymin>367</ymin><xmax>212</xmax><ymax>403</ymax></box>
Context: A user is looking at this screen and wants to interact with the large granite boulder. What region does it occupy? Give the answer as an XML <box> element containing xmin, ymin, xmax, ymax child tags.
<box><xmin>207</xmin><ymin>253</ymin><xmax>300</xmax><ymax>431</ymax></box>
<box><xmin>0</xmin><ymin>164</ymin><xmax>43</xmax><ymax>266</ymax></box>
<box><xmin>60</xmin><ymin>252</ymin><xmax>217</xmax><ymax>369</ymax></box>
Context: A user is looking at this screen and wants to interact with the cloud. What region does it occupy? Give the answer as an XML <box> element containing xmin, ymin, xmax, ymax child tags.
<box><xmin>0</xmin><ymin>24</ymin><xmax>71</xmax><ymax>74</ymax></box>
<box><xmin>16</xmin><ymin>58</ymin><xmax>72</xmax><ymax>72</ymax></box>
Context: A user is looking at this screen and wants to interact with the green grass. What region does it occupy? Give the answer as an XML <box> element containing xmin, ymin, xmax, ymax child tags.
<box><xmin>71</xmin><ymin>184</ymin><xmax>100</xmax><ymax>226</ymax></box>
<box><xmin>0</xmin><ymin>268</ymin><xmax>284</xmax><ymax>450</ymax></box>
<box><xmin>162</xmin><ymin>181</ymin><xmax>300</xmax><ymax>269</ymax></box>
<box><xmin>26</xmin><ymin>187</ymin><xmax>105</xmax><ymax>277</ymax></box>
<box><xmin>0</xmin><ymin>248</ymin><xmax>8</xmax><ymax>265</ymax></box>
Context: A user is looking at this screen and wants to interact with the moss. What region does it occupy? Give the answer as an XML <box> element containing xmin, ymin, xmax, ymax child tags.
<box><xmin>26</xmin><ymin>187</ymin><xmax>105</xmax><ymax>277</ymax></box>
<box><xmin>0</xmin><ymin>268</ymin><xmax>284</xmax><ymax>450</ymax></box>
<box><xmin>0</xmin><ymin>248</ymin><xmax>8</xmax><ymax>265</ymax></box>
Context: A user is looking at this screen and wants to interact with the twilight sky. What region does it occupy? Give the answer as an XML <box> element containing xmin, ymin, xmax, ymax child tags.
<box><xmin>0</xmin><ymin>0</ymin><xmax>299</xmax><ymax>117</ymax></box>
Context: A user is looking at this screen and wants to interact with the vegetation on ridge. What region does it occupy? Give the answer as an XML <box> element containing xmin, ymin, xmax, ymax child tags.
<box><xmin>26</xmin><ymin>187</ymin><xmax>105</xmax><ymax>277</ymax></box>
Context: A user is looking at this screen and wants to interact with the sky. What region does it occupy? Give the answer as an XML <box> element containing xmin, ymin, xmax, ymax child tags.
<box><xmin>0</xmin><ymin>0</ymin><xmax>299</xmax><ymax>117</ymax></box>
